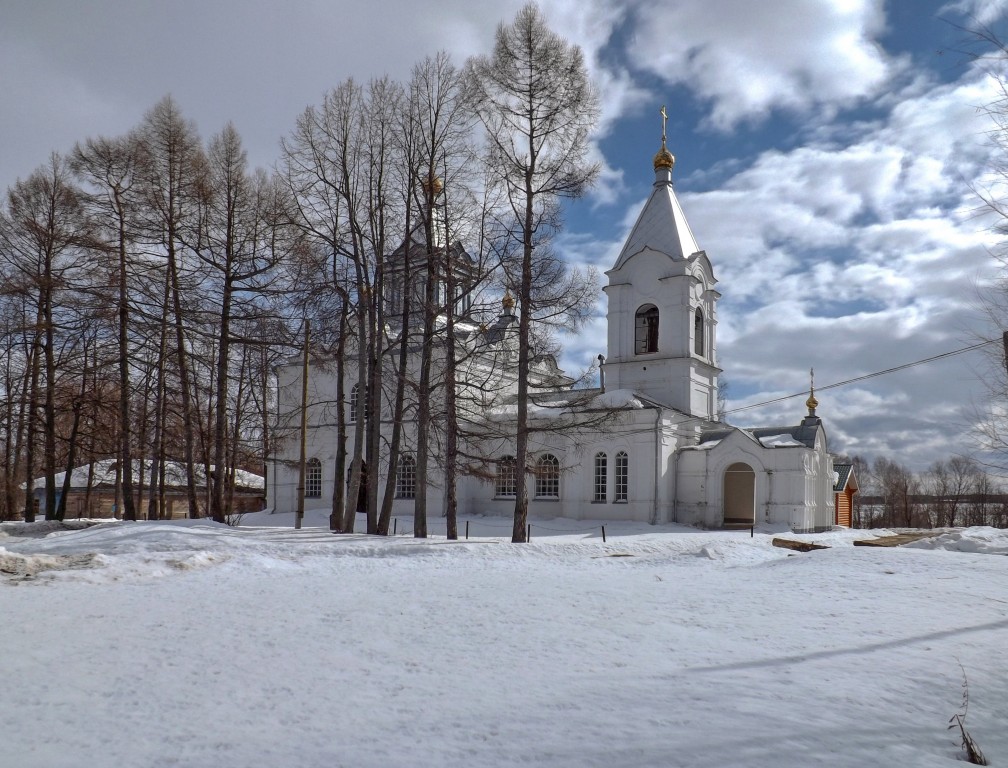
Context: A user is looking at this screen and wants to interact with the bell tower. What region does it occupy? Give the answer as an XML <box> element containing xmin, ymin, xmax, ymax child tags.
<box><xmin>601</xmin><ymin>107</ymin><xmax>721</xmax><ymax>421</ymax></box>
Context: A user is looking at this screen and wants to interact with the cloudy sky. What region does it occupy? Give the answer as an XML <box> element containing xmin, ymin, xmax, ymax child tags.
<box><xmin>3</xmin><ymin>0</ymin><xmax>1008</xmax><ymax>472</ymax></box>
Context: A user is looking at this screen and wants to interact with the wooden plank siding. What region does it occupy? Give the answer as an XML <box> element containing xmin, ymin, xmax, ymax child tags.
<box><xmin>835</xmin><ymin>489</ymin><xmax>852</xmax><ymax>527</ymax></box>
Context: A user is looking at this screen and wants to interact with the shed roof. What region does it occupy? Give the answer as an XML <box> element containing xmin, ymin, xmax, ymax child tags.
<box><xmin>834</xmin><ymin>463</ymin><xmax>858</xmax><ymax>493</ymax></box>
<box><xmin>33</xmin><ymin>460</ymin><xmax>264</xmax><ymax>492</ymax></box>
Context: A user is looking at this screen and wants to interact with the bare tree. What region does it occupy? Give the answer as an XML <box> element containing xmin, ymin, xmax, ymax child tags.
<box><xmin>403</xmin><ymin>52</ymin><xmax>477</xmax><ymax>540</ymax></box>
<box><xmin>194</xmin><ymin>124</ymin><xmax>288</xmax><ymax>522</ymax></box>
<box><xmin>280</xmin><ymin>79</ymin><xmax>404</xmax><ymax>534</ymax></box>
<box><xmin>0</xmin><ymin>154</ymin><xmax>91</xmax><ymax>521</ymax></box>
<box><xmin>136</xmin><ymin>96</ymin><xmax>206</xmax><ymax>518</ymax></box>
<box><xmin>874</xmin><ymin>456</ymin><xmax>920</xmax><ymax>528</ymax></box>
<box><xmin>466</xmin><ymin>2</ymin><xmax>600</xmax><ymax>542</ymax></box>
<box><xmin>281</xmin><ymin>92</ymin><xmax>356</xmax><ymax>531</ymax></box>
<box><xmin>72</xmin><ymin>133</ymin><xmax>143</xmax><ymax>520</ymax></box>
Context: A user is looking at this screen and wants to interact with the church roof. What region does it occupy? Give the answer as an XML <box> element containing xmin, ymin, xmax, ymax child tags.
<box><xmin>699</xmin><ymin>421</ymin><xmax>821</xmax><ymax>450</ymax></box>
<box><xmin>390</xmin><ymin>219</ymin><xmax>474</xmax><ymax>267</ymax></box>
<box><xmin>613</xmin><ymin>167</ymin><xmax>701</xmax><ymax>268</ymax></box>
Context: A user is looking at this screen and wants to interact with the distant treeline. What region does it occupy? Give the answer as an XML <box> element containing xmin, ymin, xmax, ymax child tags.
<box><xmin>847</xmin><ymin>455</ymin><xmax>1008</xmax><ymax>528</ymax></box>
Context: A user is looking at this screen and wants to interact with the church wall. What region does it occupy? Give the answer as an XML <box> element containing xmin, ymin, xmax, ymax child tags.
<box><xmin>456</xmin><ymin>410</ymin><xmax>663</xmax><ymax>525</ymax></box>
<box><xmin>267</xmin><ymin>326</ymin><xmax>522</xmax><ymax>517</ymax></box>
<box><xmin>674</xmin><ymin>437</ymin><xmax>837</xmax><ymax>531</ymax></box>
<box><xmin>678</xmin><ymin>445</ymin><xmax>769</xmax><ymax>528</ymax></box>
<box><xmin>268</xmin><ymin>345</ymin><xmax>669</xmax><ymax>527</ymax></box>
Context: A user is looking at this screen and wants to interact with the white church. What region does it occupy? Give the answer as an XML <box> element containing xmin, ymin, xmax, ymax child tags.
<box><xmin>267</xmin><ymin>131</ymin><xmax>839</xmax><ymax>532</ymax></box>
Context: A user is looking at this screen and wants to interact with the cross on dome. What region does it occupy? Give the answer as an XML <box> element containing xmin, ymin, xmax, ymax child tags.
<box><xmin>653</xmin><ymin>104</ymin><xmax>675</xmax><ymax>172</ymax></box>
<box><xmin>806</xmin><ymin>367</ymin><xmax>819</xmax><ymax>415</ymax></box>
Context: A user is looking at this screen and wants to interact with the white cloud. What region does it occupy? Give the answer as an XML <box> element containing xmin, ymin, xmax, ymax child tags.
<box><xmin>941</xmin><ymin>0</ymin><xmax>1008</xmax><ymax>26</ymax></box>
<box><xmin>624</xmin><ymin>0</ymin><xmax>898</xmax><ymax>129</ymax></box>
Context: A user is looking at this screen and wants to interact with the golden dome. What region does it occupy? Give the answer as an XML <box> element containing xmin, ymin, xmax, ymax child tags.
<box><xmin>502</xmin><ymin>290</ymin><xmax>515</xmax><ymax>311</ymax></box>
<box><xmin>421</xmin><ymin>174</ymin><xmax>443</xmax><ymax>197</ymax></box>
<box><xmin>806</xmin><ymin>392</ymin><xmax>819</xmax><ymax>412</ymax></box>
<box><xmin>653</xmin><ymin>143</ymin><xmax>675</xmax><ymax>171</ymax></box>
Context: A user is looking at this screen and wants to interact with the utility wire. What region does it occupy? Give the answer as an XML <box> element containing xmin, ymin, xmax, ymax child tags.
<box><xmin>725</xmin><ymin>338</ymin><xmax>999</xmax><ymax>415</ymax></box>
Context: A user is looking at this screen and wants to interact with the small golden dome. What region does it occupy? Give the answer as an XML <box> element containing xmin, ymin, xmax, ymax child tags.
<box><xmin>421</xmin><ymin>175</ymin><xmax>444</xmax><ymax>197</ymax></box>
<box><xmin>653</xmin><ymin>144</ymin><xmax>675</xmax><ymax>171</ymax></box>
<box><xmin>502</xmin><ymin>290</ymin><xmax>515</xmax><ymax>311</ymax></box>
<box><xmin>806</xmin><ymin>392</ymin><xmax>818</xmax><ymax>412</ymax></box>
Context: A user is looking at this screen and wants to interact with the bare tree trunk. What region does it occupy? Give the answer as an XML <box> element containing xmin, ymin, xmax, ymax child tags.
<box><xmin>6</xmin><ymin>335</ymin><xmax>33</xmax><ymax>521</ymax></box>
<box><xmin>211</xmin><ymin>272</ymin><xmax>234</xmax><ymax>523</ymax></box>
<box><xmin>443</xmin><ymin>183</ymin><xmax>459</xmax><ymax>540</ymax></box>
<box><xmin>113</xmin><ymin>457</ymin><xmax>122</xmax><ymax>520</ymax></box>
<box><xmin>22</xmin><ymin>305</ymin><xmax>42</xmax><ymax>523</ymax></box>
<box><xmin>365</xmin><ymin>295</ymin><xmax>381</xmax><ymax>534</ymax></box>
<box><xmin>115</xmin><ymin>192</ymin><xmax>137</xmax><ymax>522</ymax></box>
<box><xmin>42</xmin><ymin>239</ymin><xmax>57</xmax><ymax>521</ymax></box>
<box><xmin>147</xmin><ymin>273</ymin><xmax>170</xmax><ymax>520</ymax></box>
<box><xmin>413</xmin><ymin>189</ymin><xmax>439</xmax><ymax>540</ymax></box>
<box><xmin>343</xmin><ymin>287</ymin><xmax>368</xmax><ymax>533</ymax></box>
<box><xmin>331</xmin><ymin>297</ymin><xmax>349</xmax><ymax>531</ymax></box>
<box><xmin>168</xmin><ymin>252</ymin><xmax>200</xmax><ymax>518</ymax></box>
<box><xmin>56</xmin><ymin>340</ymin><xmax>89</xmax><ymax>521</ymax></box>
<box><xmin>83</xmin><ymin>453</ymin><xmax>95</xmax><ymax>518</ymax></box>
<box><xmin>378</xmin><ymin>215</ymin><xmax>415</xmax><ymax>536</ymax></box>
<box><xmin>511</xmin><ymin>184</ymin><xmax>533</xmax><ymax>543</ymax></box>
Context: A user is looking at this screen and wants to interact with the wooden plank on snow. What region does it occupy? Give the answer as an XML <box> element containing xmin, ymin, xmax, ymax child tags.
<box><xmin>771</xmin><ymin>538</ymin><xmax>830</xmax><ymax>552</ymax></box>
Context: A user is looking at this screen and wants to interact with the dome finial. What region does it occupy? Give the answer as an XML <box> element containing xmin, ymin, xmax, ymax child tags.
<box><xmin>421</xmin><ymin>173</ymin><xmax>443</xmax><ymax>198</ymax></box>
<box><xmin>806</xmin><ymin>367</ymin><xmax>819</xmax><ymax>415</ymax></box>
<box><xmin>653</xmin><ymin>104</ymin><xmax>675</xmax><ymax>173</ymax></box>
<box><xmin>502</xmin><ymin>289</ymin><xmax>515</xmax><ymax>314</ymax></box>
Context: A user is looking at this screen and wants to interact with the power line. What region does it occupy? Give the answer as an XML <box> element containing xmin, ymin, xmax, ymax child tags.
<box><xmin>725</xmin><ymin>338</ymin><xmax>999</xmax><ymax>415</ymax></box>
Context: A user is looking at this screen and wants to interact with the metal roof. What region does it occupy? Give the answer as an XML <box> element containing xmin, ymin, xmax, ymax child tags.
<box><xmin>834</xmin><ymin>463</ymin><xmax>854</xmax><ymax>492</ymax></box>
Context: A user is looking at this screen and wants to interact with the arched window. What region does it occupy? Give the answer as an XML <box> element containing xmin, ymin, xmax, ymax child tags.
<box><xmin>349</xmin><ymin>384</ymin><xmax>371</xmax><ymax>423</ymax></box>
<box><xmin>635</xmin><ymin>304</ymin><xmax>659</xmax><ymax>354</ymax></box>
<box><xmin>454</xmin><ymin>284</ymin><xmax>472</xmax><ymax>316</ymax></box>
<box><xmin>495</xmin><ymin>456</ymin><xmax>517</xmax><ymax>498</ymax></box>
<box><xmin>593</xmin><ymin>452</ymin><xmax>607</xmax><ymax>502</ymax></box>
<box><xmin>614</xmin><ymin>451</ymin><xmax>628</xmax><ymax>502</ymax></box>
<box><xmin>395</xmin><ymin>453</ymin><xmax>416</xmax><ymax>499</ymax></box>
<box><xmin>535</xmin><ymin>454</ymin><xmax>560</xmax><ymax>499</ymax></box>
<box><xmin>305</xmin><ymin>458</ymin><xmax>322</xmax><ymax>498</ymax></box>
<box><xmin>386</xmin><ymin>278</ymin><xmax>403</xmax><ymax>316</ymax></box>
<box><xmin>694</xmin><ymin>307</ymin><xmax>705</xmax><ymax>357</ymax></box>
<box><xmin>349</xmin><ymin>384</ymin><xmax>359</xmax><ymax>423</ymax></box>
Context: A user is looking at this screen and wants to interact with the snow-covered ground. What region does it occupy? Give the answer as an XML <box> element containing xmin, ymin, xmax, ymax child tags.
<box><xmin>2</xmin><ymin>510</ymin><xmax>1006</xmax><ymax>767</ymax></box>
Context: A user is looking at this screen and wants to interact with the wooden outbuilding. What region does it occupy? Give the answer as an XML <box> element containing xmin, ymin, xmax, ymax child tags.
<box><xmin>32</xmin><ymin>460</ymin><xmax>265</xmax><ymax>520</ymax></box>
<box><xmin>833</xmin><ymin>463</ymin><xmax>859</xmax><ymax>527</ymax></box>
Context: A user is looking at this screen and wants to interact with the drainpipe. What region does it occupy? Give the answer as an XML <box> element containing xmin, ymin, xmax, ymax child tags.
<box><xmin>705</xmin><ymin>447</ymin><xmax>711</xmax><ymax>527</ymax></box>
<box><xmin>765</xmin><ymin>469</ymin><xmax>773</xmax><ymax>524</ymax></box>
<box><xmin>598</xmin><ymin>354</ymin><xmax>606</xmax><ymax>393</ymax></box>
<box><xmin>651</xmin><ymin>406</ymin><xmax>662</xmax><ymax>525</ymax></box>
<box><xmin>671</xmin><ymin>441</ymin><xmax>679</xmax><ymax>524</ymax></box>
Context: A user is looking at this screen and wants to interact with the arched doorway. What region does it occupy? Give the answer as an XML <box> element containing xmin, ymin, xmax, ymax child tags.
<box><xmin>723</xmin><ymin>462</ymin><xmax>755</xmax><ymax>528</ymax></box>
